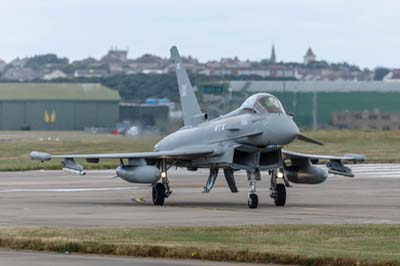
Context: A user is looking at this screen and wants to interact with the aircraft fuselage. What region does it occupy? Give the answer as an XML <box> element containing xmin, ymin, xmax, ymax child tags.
<box><xmin>155</xmin><ymin>111</ymin><xmax>299</xmax><ymax>151</ymax></box>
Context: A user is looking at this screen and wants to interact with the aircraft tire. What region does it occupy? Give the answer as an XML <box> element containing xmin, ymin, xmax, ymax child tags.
<box><xmin>248</xmin><ymin>193</ymin><xmax>258</xmax><ymax>209</ymax></box>
<box><xmin>274</xmin><ymin>184</ymin><xmax>286</xmax><ymax>206</ymax></box>
<box><xmin>152</xmin><ymin>183</ymin><xmax>165</xmax><ymax>206</ymax></box>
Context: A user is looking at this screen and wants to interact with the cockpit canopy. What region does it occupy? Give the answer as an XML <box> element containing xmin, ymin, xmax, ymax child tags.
<box><xmin>240</xmin><ymin>93</ymin><xmax>285</xmax><ymax>114</ymax></box>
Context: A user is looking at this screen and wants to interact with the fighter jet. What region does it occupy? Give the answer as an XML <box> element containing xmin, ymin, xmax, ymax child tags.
<box><xmin>30</xmin><ymin>46</ymin><xmax>365</xmax><ymax>208</ymax></box>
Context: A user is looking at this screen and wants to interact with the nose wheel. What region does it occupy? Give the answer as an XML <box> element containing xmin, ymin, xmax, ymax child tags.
<box><xmin>248</xmin><ymin>193</ymin><xmax>258</xmax><ymax>208</ymax></box>
<box><xmin>247</xmin><ymin>170</ymin><xmax>260</xmax><ymax>208</ymax></box>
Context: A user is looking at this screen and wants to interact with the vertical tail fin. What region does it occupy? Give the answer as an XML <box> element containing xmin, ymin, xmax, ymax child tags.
<box><xmin>170</xmin><ymin>46</ymin><xmax>206</xmax><ymax>127</ymax></box>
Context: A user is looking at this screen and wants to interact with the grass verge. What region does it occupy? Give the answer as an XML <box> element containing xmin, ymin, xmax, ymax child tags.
<box><xmin>0</xmin><ymin>225</ymin><xmax>399</xmax><ymax>265</ymax></box>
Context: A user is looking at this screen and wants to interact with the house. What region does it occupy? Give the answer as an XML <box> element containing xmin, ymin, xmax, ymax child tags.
<box><xmin>42</xmin><ymin>70</ymin><xmax>68</xmax><ymax>80</ymax></box>
<box><xmin>2</xmin><ymin>67</ymin><xmax>39</xmax><ymax>81</ymax></box>
<box><xmin>74</xmin><ymin>69</ymin><xmax>109</xmax><ymax>78</ymax></box>
<box><xmin>101</xmin><ymin>49</ymin><xmax>128</xmax><ymax>63</ymax></box>
<box><xmin>236</xmin><ymin>65</ymin><xmax>295</xmax><ymax>78</ymax></box>
<box><xmin>303</xmin><ymin>48</ymin><xmax>316</xmax><ymax>64</ymax></box>
<box><xmin>0</xmin><ymin>59</ymin><xmax>6</xmax><ymax>73</ymax></box>
<box><xmin>384</xmin><ymin>69</ymin><xmax>400</xmax><ymax>82</ymax></box>
<box><xmin>9</xmin><ymin>57</ymin><xmax>28</xmax><ymax>68</ymax></box>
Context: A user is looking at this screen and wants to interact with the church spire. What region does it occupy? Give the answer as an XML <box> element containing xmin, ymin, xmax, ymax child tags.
<box><xmin>270</xmin><ymin>44</ymin><xmax>276</xmax><ymax>63</ymax></box>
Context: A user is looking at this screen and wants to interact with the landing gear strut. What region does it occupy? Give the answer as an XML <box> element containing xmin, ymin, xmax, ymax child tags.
<box><xmin>203</xmin><ymin>168</ymin><xmax>219</xmax><ymax>193</ymax></box>
<box><xmin>152</xmin><ymin>159</ymin><xmax>172</xmax><ymax>206</ymax></box>
<box><xmin>247</xmin><ymin>169</ymin><xmax>261</xmax><ymax>208</ymax></box>
<box><xmin>269</xmin><ymin>169</ymin><xmax>286</xmax><ymax>206</ymax></box>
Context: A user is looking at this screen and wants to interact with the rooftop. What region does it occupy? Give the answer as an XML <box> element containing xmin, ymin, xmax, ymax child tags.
<box><xmin>305</xmin><ymin>48</ymin><xmax>316</xmax><ymax>57</ymax></box>
<box><xmin>0</xmin><ymin>83</ymin><xmax>120</xmax><ymax>101</ymax></box>
<box><xmin>229</xmin><ymin>81</ymin><xmax>400</xmax><ymax>93</ymax></box>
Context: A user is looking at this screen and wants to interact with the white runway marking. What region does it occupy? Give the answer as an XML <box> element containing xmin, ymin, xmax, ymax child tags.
<box><xmin>350</xmin><ymin>164</ymin><xmax>400</xmax><ymax>179</ymax></box>
<box><xmin>0</xmin><ymin>187</ymin><xmax>138</xmax><ymax>193</ymax></box>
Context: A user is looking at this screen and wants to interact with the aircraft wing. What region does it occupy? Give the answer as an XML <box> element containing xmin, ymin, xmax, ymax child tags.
<box><xmin>282</xmin><ymin>149</ymin><xmax>365</xmax><ymax>177</ymax></box>
<box><xmin>282</xmin><ymin>150</ymin><xmax>365</xmax><ymax>162</ymax></box>
<box><xmin>31</xmin><ymin>146</ymin><xmax>216</xmax><ymax>162</ymax></box>
<box><xmin>30</xmin><ymin>146</ymin><xmax>217</xmax><ymax>175</ymax></box>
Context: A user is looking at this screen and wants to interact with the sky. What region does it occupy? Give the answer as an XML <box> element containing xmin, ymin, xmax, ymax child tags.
<box><xmin>0</xmin><ymin>0</ymin><xmax>398</xmax><ymax>69</ymax></box>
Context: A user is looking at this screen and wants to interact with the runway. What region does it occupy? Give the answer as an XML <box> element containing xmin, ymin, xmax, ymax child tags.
<box><xmin>0</xmin><ymin>164</ymin><xmax>399</xmax><ymax>227</ymax></box>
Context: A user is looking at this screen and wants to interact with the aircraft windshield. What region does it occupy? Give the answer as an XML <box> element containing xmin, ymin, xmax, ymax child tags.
<box><xmin>254</xmin><ymin>95</ymin><xmax>284</xmax><ymax>113</ymax></box>
<box><xmin>240</xmin><ymin>93</ymin><xmax>285</xmax><ymax>114</ymax></box>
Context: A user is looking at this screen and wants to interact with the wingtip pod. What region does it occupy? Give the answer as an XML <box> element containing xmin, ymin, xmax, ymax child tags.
<box><xmin>30</xmin><ymin>151</ymin><xmax>51</xmax><ymax>161</ymax></box>
<box><xmin>344</xmin><ymin>153</ymin><xmax>366</xmax><ymax>163</ymax></box>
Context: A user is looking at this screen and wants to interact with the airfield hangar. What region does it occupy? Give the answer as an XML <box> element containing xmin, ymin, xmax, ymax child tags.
<box><xmin>0</xmin><ymin>83</ymin><xmax>120</xmax><ymax>130</ymax></box>
<box><xmin>197</xmin><ymin>81</ymin><xmax>400</xmax><ymax>130</ymax></box>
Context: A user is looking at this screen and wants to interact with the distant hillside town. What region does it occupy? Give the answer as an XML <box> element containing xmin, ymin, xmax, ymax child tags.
<box><xmin>0</xmin><ymin>46</ymin><xmax>398</xmax><ymax>82</ymax></box>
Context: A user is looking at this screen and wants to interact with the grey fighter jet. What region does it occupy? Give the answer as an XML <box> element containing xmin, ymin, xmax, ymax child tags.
<box><xmin>30</xmin><ymin>46</ymin><xmax>365</xmax><ymax>208</ymax></box>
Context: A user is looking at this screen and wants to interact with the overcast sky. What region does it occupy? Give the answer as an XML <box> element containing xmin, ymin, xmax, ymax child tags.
<box><xmin>0</xmin><ymin>0</ymin><xmax>398</xmax><ymax>68</ymax></box>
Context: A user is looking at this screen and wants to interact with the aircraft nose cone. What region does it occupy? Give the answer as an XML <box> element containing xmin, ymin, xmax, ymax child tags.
<box><xmin>286</xmin><ymin>119</ymin><xmax>300</xmax><ymax>142</ymax></box>
<box><xmin>267</xmin><ymin>115</ymin><xmax>299</xmax><ymax>145</ymax></box>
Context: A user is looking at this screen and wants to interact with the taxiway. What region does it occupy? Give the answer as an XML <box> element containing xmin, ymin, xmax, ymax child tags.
<box><xmin>0</xmin><ymin>164</ymin><xmax>399</xmax><ymax>227</ymax></box>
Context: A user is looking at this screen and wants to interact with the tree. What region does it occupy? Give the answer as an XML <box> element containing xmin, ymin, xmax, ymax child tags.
<box><xmin>373</xmin><ymin>67</ymin><xmax>391</xmax><ymax>80</ymax></box>
<box><xmin>24</xmin><ymin>54</ymin><xmax>69</xmax><ymax>69</ymax></box>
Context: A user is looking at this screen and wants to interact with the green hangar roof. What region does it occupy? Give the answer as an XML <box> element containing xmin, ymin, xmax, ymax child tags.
<box><xmin>0</xmin><ymin>83</ymin><xmax>120</xmax><ymax>101</ymax></box>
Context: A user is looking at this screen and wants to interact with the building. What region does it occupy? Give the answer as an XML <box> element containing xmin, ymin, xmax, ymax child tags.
<box><xmin>303</xmin><ymin>48</ymin><xmax>316</xmax><ymax>64</ymax></box>
<box><xmin>0</xmin><ymin>83</ymin><xmax>120</xmax><ymax>130</ymax></box>
<box><xmin>74</xmin><ymin>69</ymin><xmax>109</xmax><ymax>78</ymax></box>
<box><xmin>119</xmin><ymin>102</ymin><xmax>170</xmax><ymax>131</ymax></box>
<box><xmin>130</xmin><ymin>54</ymin><xmax>169</xmax><ymax>72</ymax></box>
<box><xmin>9</xmin><ymin>57</ymin><xmax>27</xmax><ymax>68</ymax></box>
<box><xmin>384</xmin><ymin>69</ymin><xmax>400</xmax><ymax>82</ymax></box>
<box><xmin>236</xmin><ymin>65</ymin><xmax>295</xmax><ymax>78</ymax></box>
<box><xmin>0</xmin><ymin>59</ymin><xmax>6</xmax><ymax>73</ymax></box>
<box><xmin>42</xmin><ymin>70</ymin><xmax>67</xmax><ymax>80</ymax></box>
<box><xmin>198</xmin><ymin>80</ymin><xmax>400</xmax><ymax>129</ymax></box>
<box><xmin>101</xmin><ymin>49</ymin><xmax>128</xmax><ymax>63</ymax></box>
<box><xmin>269</xmin><ymin>45</ymin><xmax>276</xmax><ymax>63</ymax></box>
<box><xmin>1</xmin><ymin>67</ymin><xmax>39</xmax><ymax>81</ymax></box>
<box><xmin>333</xmin><ymin>111</ymin><xmax>400</xmax><ymax>130</ymax></box>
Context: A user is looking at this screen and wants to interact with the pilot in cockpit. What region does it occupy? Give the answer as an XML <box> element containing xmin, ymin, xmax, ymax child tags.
<box><xmin>240</xmin><ymin>93</ymin><xmax>285</xmax><ymax>115</ymax></box>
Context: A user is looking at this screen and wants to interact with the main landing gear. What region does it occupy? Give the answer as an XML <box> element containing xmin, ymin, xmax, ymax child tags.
<box><xmin>152</xmin><ymin>183</ymin><xmax>165</xmax><ymax>205</ymax></box>
<box><xmin>152</xmin><ymin>159</ymin><xmax>172</xmax><ymax>206</ymax></box>
<box><xmin>150</xmin><ymin>163</ymin><xmax>288</xmax><ymax>208</ymax></box>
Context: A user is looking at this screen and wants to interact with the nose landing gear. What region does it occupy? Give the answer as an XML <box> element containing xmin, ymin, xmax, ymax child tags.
<box><xmin>248</xmin><ymin>193</ymin><xmax>258</xmax><ymax>208</ymax></box>
<box><xmin>270</xmin><ymin>169</ymin><xmax>287</xmax><ymax>206</ymax></box>
<box><xmin>247</xmin><ymin>170</ymin><xmax>261</xmax><ymax>208</ymax></box>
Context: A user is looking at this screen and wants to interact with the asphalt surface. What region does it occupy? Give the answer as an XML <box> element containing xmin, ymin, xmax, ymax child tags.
<box><xmin>0</xmin><ymin>164</ymin><xmax>399</xmax><ymax>227</ymax></box>
<box><xmin>0</xmin><ymin>250</ymin><xmax>266</xmax><ymax>266</ymax></box>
